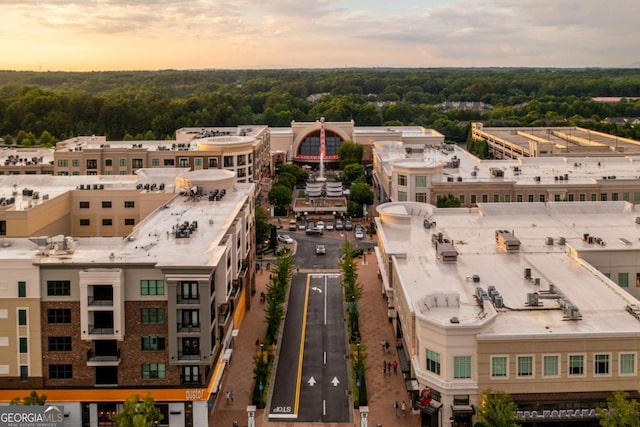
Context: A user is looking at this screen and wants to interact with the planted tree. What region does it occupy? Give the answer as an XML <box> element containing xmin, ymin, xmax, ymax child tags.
<box><xmin>338</xmin><ymin>140</ymin><xmax>364</xmax><ymax>169</ymax></box>
<box><xmin>10</xmin><ymin>391</ymin><xmax>47</xmax><ymax>406</ymax></box>
<box><xmin>110</xmin><ymin>394</ymin><xmax>163</xmax><ymax>427</ymax></box>
<box><xmin>597</xmin><ymin>390</ymin><xmax>640</xmax><ymax>427</ymax></box>
<box><xmin>476</xmin><ymin>389</ymin><xmax>521</xmax><ymax>427</ymax></box>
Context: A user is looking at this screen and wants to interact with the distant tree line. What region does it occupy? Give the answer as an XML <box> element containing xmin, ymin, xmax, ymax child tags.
<box><xmin>1</xmin><ymin>68</ymin><xmax>640</xmax><ymax>145</ymax></box>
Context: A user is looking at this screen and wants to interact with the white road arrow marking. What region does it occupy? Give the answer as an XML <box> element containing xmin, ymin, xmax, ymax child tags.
<box><xmin>331</xmin><ymin>377</ymin><xmax>340</xmax><ymax>387</ymax></box>
<box><xmin>311</xmin><ymin>286</ymin><xmax>322</xmax><ymax>293</ymax></box>
<box><xmin>308</xmin><ymin>376</ymin><xmax>317</xmax><ymax>386</ymax></box>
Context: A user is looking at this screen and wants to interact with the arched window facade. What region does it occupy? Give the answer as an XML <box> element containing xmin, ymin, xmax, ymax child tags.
<box><xmin>297</xmin><ymin>130</ymin><xmax>343</xmax><ymax>159</ymax></box>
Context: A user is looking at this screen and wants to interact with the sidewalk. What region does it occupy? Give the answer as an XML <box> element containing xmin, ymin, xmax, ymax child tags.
<box><xmin>211</xmin><ymin>251</ymin><xmax>419</xmax><ymax>427</ymax></box>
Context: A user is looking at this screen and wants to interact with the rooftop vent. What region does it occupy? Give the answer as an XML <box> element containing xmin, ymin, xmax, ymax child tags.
<box><xmin>496</xmin><ymin>230</ymin><xmax>521</xmax><ymax>252</ymax></box>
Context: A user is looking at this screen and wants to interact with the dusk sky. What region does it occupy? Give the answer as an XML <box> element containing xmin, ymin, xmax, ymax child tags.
<box><xmin>1</xmin><ymin>0</ymin><xmax>638</xmax><ymax>71</ymax></box>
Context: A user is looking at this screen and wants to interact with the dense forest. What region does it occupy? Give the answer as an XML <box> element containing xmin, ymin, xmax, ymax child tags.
<box><xmin>1</xmin><ymin>68</ymin><xmax>640</xmax><ymax>145</ymax></box>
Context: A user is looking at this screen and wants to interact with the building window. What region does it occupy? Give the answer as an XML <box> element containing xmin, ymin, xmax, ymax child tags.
<box><xmin>491</xmin><ymin>356</ymin><xmax>508</xmax><ymax>378</ymax></box>
<box><xmin>470</xmin><ymin>194</ymin><xmax>477</xmax><ymax>204</ymax></box>
<box><xmin>194</xmin><ymin>158</ymin><xmax>203</xmax><ymax>167</ymax></box>
<box><xmin>208</xmin><ymin>158</ymin><xmax>218</xmax><ymax>168</ymax></box>
<box><xmin>554</xmin><ymin>194</ymin><xmax>561</xmax><ymax>202</ymax></box>
<box><xmin>397</xmin><ymin>191</ymin><xmax>407</xmax><ymax>202</ymax></box>
<box><xmin>132</xmin><ymin>159</ymin><xmax>143</xmax><ymax>169</ymax></box>
<box><xmin>105</xmin><ymin>159</ymin><xmax>113</xmax><ymax>167</ymax></box>
<box><xmin>528</xmin><ymin>194</ymin><xmax>534</xmax><ymax>202</ymax></box>
<box><xmin>618</xmin><ymin>273</ymin><xmax>629</xmax><ymax>288</ymax></box>
<box><xmin>141</xmin><ymin>308</ymin><xmax>164</xmax><ymax>324</ymax></box>
<box><xmin>223</xmin><ymin>156</ymin><xmax>233</xmax><ymax>167</ymax></box>
<box><xmin>568</xmin><ymin>194</ymin><xmax>574</xmax><ymax>201</ymax></box>
<box><xmin>590</xmin><ymin>193</ymin><xmax>597</xmax><ymax>201</ymax></box>
<box><xmin>141</xmin><ymin>280</ymin><xmax>165</xmax><ymax>296</ymax></box>
<box><xmin>124</xmin><ymin>201</ymin><xmax>135</xmax><ymax>208</ymax></box>
<box><xmin>102</xmin><ymin>219</ymin><xmax>112</xmax><ymax>226</ymax></box>
<box><xmin>539</xmin><ymin>194</ymin><xmax>546</xmax><ymax>202</ymax></box>
<box><xmin>18</xmin><ymin>281</ymin><xmax>26</xmax><ymax>298</ymax></box>
<box><xmin>47</xmin><ymin>308</ymin><xmax>71</xmax><ymax>323</ymax></box>
<box><xmin>426</xmin><ymin>349</ymin><xmax>440</xmax><ymax>375</ymax></box>
<box><xmin>72</xmin><ymin>159</ymin><xmax>80</xmax><ymax>167</ymax></box>
<box><xmin>102</xmin><ymin>201</ymin><xmax>112</xmax><ymax>208</ymax></box>
<box><xmin>516</xmin><ymin>194</ymin><xmax>523</xmax><ymax>202</ymax></box>
<box><xmin>416</xmin><ymin>193</ymin><xmax>427</xmax><ymax>203</ymax></box>
<box><xmin>164</xmin><ymin>159</ymin><xmax>175</xmax><ymax>166</ymax></box>
<box><xmin>19</xmin><ymin>366</ymin><xmax>28</xmax><ymax>381</ymax></box>
<box><xmin>19</xmin><ymin>337</ymin><xmax>28</xmax><ymax>353</ymax></box>
<box><xmin>580</xmin><ymin>193</ymin><xmax>586</xmax><ymax>201</ymax></box>
<box><xmin>620</xmin><ymin>353</ymin><xmax>636</xmax><ymax>375</ymax></box>
<box><xmin>179</xmin><ymin>158</ymin><xmax>189</xmax><ymax>168</ymax></box>
<box><xmin>493</xmin><ymin>194</ymin><xmax>500</xmax><ymax>202</ymax></box>
<box><xmin>18</xmin><ymin>309</ymin><xmax>27</xmax><ymax>325</ymax></box>
<box><xmin>612</xmin><ymin>192</ymin><xmax>619</xmax><ymax>201</ymax></box>
<box><xmin>482</xmin><ymin>194</ymin><xmax>488</xmax><ymax>203</ymax></box>
<box><xmin>398</xmin><ymin>175</ymin><xmax>407</xmax><ymax>186</ymax></box>
<box><xmin>141</xmin><ymin>336</ymin><xmax>166</xmax><ymax>351</ymax></box>
<box><xmin>543</xmin><ymin>355</ymin><xmax>559</xmax><ymax>377</ymax></box>
<box><xmin>57</xmin><ymin>160</ymin><xmax>68</xmax><ymax>167</ymax></box>
<box><xmin>415</xmin><ymin>176</ymin><xmax>427</xmax><ymax>187</ymax></box>
<box><xmin>623</xmin><ymin>192</ymin><xmax>630</xmax><ymax>201</ymax></box>
<box><xmin>119</xmin><ymin>159</ymin><xmax>127</xmax><ymax>167</ymax></box>
<box><xmin>47</xmin><ymin>280</ymin><xmax>71</xmax><ymax>296</ymax></box>
<box><xmin>124</xmin><ymin>218</ymin><xmax>135</xmax><ymax>226</ymax></box>
<box><xmin>80</xmin><ymin>219</ymin><xmax>90</xmax><ymax>226</ymax></box>
<box><xmin>79</xmin><ymin>201</ymin><xmax>90</xmax><ymax>209</ymax></box>
<box><xmin>151</xmin><ymin>158</ymin><xmax>160</xmax><ymax>167</ymax></box>
<box><xmin>48</xmin><ymin>337</ymin><xmax>72</xmax><ymax>351</ymax></box>
<box><xmin>49</xmin><ymin>364</ymin><xmax>72</xmax><ymax>379</ymax></box>
<box><xmin>87</xmin><ymin>159</ymin><xmax>97</xmax><ymax>169</ymax></box>
<box><xmin>517</xmin><ymin>356</ymin><xmax>533</xmax><ymax>377</ymax></box>
<box><xmin>183</xmin><ymin>366</ymin><xmax>200</xmax><ymax>383</ymax></box>
<box><xmin>142</xmin><ymin>363</ymin><xmax>166</xmax><ymax>379</ymax></box>
<box><xmin>569</xmin><ymin>354</ymin><xmax>584</xmax><ymax>376</ymax></box>
<box><xmin>459</xmin><ymin>195</ymin><xmax>465</xmax><ymax>204</ymax></box>
<box><xmin>594</xmin><ymin>354</ymin><xmax>610</xmax><ymax>375</ymax></box>
<box><xmin>453</xmin><ymin>356</ymin><xmax>471</xmax><ymax>379</ymax></box>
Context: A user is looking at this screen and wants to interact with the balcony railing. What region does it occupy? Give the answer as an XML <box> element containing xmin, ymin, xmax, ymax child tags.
<box><xmin>88</xmin><ymin>297</ymin><xmax>114</xmax><ymax>306</ymax></box>
<box><xmin>88</xmin><ymin>325</ymin><xmax>114</xmax><ymax>335</ymax></box>
<box><xmin>177</xmin><ymin>351</ymin><xmax>201</xmax><ymax>361</ymax></box>
<box><xmin>87</xmin><ymin>349</ymin><xmax>121</xmax><ymax>362</ymax></box>
<box><xmin>177</xmin><ymin>323</ymin><xmax>201</xmax><ymax>333</ymax></box>
<box><xmin>177</xmin><ymin>295</ymin><xmax>200</xmax><ymax>304</ymax></box>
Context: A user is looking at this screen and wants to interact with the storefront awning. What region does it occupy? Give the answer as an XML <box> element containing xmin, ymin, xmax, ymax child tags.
<box><xmin>452</xmin><ymin>405</ymin><xmax>475</xmax><ymax>415</ymax></box>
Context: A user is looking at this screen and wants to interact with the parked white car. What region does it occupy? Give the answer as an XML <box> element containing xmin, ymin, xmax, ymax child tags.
<box><xmin>316</xmin><ymin>220</ymin><xmax>325</xmax><ymax>231</ymax></box>
<box><xmin>277</xmin><ymin>234</ymin><xmax>294</xmax><ymax>244</ymax></box>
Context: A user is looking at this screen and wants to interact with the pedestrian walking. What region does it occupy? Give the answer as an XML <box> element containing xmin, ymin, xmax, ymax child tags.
<box><xmin>394</xmin><ymin>400</ymin><xmax>399</xmax><ymax>417</ymax></box>
<box><xmin>392</xmin><ymin>360</ymin><xmax>398</xmax><ymax>374</ymax></box>
<box><xmin>385</xmin><ymin>340</ymin><xmax>390</xmax><ymax>353</ymax></box>
<box><xmin>387</xmin><ymin>361</ymin><xmax>392</xmax><ymax>373</ymax></box>
<box><xmin>229</xmin><ymin>390</ymin><xmax>235</xmax><ymax>403</ymax></box>
<box><xmin>383</xmin><ymin>360</ymin><xmax>387</xmax><ymax>374</ymax></box>
<box><xmin>401</xmin><ymin>400</ymin><xmax>406</xmax><ymax>417</ymax></box>
<box><xmin>225</xmin><ymin>390</ymin><xmax>231</xmax><ymax>404</ymax></box>
<box><xmin>381</xmin><ymin>340</ymin><xmax>386</xmax><ymax>353</ymax></box>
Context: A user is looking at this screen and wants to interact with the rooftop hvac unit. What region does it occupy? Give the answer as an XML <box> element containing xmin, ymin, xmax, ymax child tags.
<box><xmin>545</xmin><ymin>236</ymin><xmax>554</xmax><ymax>246</ymax></box>
<box><xmin>527</xmin><ymin>292</ymin><xmax>539</xmax><ymax>306</ymax></box>
<box><xmin>557</xmin><ymin>236</ymin><xmax>566</xmax><ymax>245</ymax></box>
<box><xmin>472</xmin><ymin>275</ymin><xmax>480</xmax><ymax>283</ymax></box>
<box><xmin>475</xmin><ymin>287</ymin><xmax>485</xmax><ymax>300</ymax></box>
<box><xmin>487</xmin><ymin>285</ymin><xmax>497</xmax><ymax>298</ymax></box>
<box><xmin>494</xmin><ymin>295</ymin><xmax>504</xmax><ymax>308</ymax></box>
<box><xmin>524</xmin><ymin>268</ymin><xmax>532</xmax><ymax>279</ymax></box>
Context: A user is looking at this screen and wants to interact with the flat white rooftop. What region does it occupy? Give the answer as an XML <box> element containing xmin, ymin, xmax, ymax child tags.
<box><xmin>375</xmin><ymin>143</ymin><xmax>640</xmax><ymax>186</ymax></box>
<box><xmin>378</xmin><ymin>201</ymin><xmax>640</xmax><ymax>339</ymax></box>
<box><xmin>0</xmin><ymin>169</ymin><xmax>253</xmax><ymax>268</ymax></box>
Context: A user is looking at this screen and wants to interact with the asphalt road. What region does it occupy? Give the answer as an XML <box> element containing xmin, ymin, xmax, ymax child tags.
<box><xmin>267</xmin><ymin>229</ymin><xmax>375</xmax><ymax>422</ymax></box>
